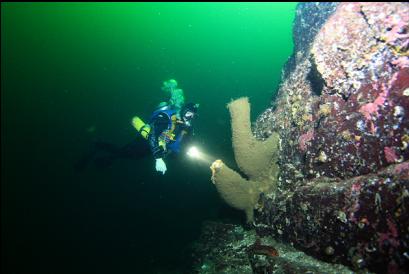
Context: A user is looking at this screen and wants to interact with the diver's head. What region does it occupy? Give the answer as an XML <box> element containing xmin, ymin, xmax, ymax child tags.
<box><xmin>181</xmin><ymin>103</ymin><xmax>199</xmax><ymax>126</ymax></box>
<box><xmin>156</xmin><ymin>101</ymin><xmax>170</xmax><ymax>111</ymax></box>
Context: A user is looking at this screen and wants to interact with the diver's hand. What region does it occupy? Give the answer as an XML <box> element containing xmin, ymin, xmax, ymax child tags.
<box><xmin>155</xmin><ymin>158</ymin><xmax>167</xmax><ymax>175</ymax></box>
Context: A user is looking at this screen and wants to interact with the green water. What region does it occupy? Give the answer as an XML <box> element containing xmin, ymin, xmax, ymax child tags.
<box><xmin>2</xmin><ymin>3</ymin><xmax>297</xmax><ymax>273</ymax></box>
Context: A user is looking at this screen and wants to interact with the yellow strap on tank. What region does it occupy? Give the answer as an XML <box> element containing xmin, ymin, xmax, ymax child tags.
<box><xmin>140</xmin><ymin>125</ymin><xmax>151</xmax><ymax>139</ymax></box>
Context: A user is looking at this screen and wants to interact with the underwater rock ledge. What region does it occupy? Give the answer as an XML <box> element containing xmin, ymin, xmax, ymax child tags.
<box><xmin>252</xmin><ymin>2</ymin><xmax>409</xmax><ymax>273</ymax></box>
<box><xmin>190</xmin><ymin>221</ymin><xmax>354</xmax><ymax>274</ymax></box>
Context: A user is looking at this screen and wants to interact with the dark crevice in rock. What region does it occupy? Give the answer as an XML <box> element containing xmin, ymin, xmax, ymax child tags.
<box><xmin>358</xmin><ymin>6</ymin><xmax>370</xmax><ymax>27</ymax></box>
<box><xmin>314</xmin><ymin>116</ymin><xmax>324</xmax><ymax>130</ymax></box>
<box><xmin>307</xmin><ymin>57</ymin><xmax>325</xmax><ymax>97</ymax></box>
<box><xmin>359</xmin><ymin>7</ymin><xmax>388</xmax><ymax>45</ymax></box>
<box><xmin>282</xmin><ymin>2</ymin><xmax>339</xmax><ymax>79</ymax></box>
<box><xmin>340</xmin><ymin>91</ymin><xmax>351</xmax><ymax>101</ymax></box>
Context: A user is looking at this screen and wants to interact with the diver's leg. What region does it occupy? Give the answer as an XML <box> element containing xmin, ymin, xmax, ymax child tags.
<box><xmin>91</xmin><ymin>141</ymin><xmax>122</xmax><ymax>169</ymax></box>
<box><xmin>93</xmin><ymin>141</ymin><xmax>121</xmax><ymax>155</ymax></box>
<box><xmin>74</xmin><ymin>141</ymin><xmax>121</xmax><ymax>171</ymax></box>
<box><xmin>118</xmin><ymin>135</ymin><xmax>152</xmax><ymax>160</ymax></box>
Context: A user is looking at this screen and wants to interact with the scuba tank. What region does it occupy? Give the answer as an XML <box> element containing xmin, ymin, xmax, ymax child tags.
<box><xmin>132</xmin><ymin>116</ymin><xmax>151</xmax><ymax>139</ymax></box>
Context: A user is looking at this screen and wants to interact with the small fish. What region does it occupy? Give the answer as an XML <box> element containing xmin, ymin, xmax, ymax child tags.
<box><xmin>247</xmin><ymin>238</ymin><xmax>279</xmax><ymax>257</ymax></box>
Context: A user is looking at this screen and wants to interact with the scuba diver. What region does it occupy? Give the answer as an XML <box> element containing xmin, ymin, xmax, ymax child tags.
<box><xmin>75</xmin><ymin>79</ymin><xmax>199</xmax><ymax>174</ymax></box>
<box><xmin>132</xmin><ymin>79</ymin><xmax>199</xmax><ymax>174</ymax></box>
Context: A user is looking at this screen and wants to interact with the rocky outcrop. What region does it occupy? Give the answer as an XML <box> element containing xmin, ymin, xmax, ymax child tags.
<box><xmin>252</xmin><ymin>2</ymin><xmax>409</xmax><ymax>273</ymax></box>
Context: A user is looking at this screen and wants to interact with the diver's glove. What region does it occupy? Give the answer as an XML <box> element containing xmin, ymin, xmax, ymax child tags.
<box><xmin>155</xmin><ymin>158</ymin><xmax>167</xmax><ymax>175</ymax></box>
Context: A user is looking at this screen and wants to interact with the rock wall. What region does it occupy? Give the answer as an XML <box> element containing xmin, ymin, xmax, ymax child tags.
<box><xmin>253</xmin><ymin>2</ymin><xmax>409</xmax><ymax>273</ymax></box>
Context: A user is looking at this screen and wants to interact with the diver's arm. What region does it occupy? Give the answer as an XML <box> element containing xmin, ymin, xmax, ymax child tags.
<box><xmin>148</xmin><ymin>115</ymin><xmax>168</xmax><ymax>158</ymax></box>
<box><xmin>151</xmin><ymin>143</ymin><xmax>166</xmax><ymax>159</ymax></box>
<box><xmin>149</xmin><ymin>123</ymin><xmax>166</xmax><ymax>174</ymax></box>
